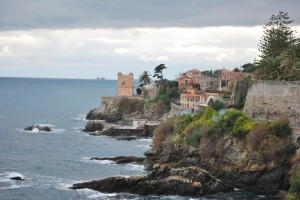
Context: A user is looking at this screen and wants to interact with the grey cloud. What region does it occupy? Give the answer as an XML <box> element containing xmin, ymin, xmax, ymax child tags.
<box><xmin>0</xmin><ymin>0</ymin><xmax>299</xmax><ymax>30</ymax></box>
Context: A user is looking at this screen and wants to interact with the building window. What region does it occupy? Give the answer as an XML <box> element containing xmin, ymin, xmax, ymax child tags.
<box><xmin>122</xmin><ymin>82</ymin><xmax>126</xmax><ymax>85</ymax></box>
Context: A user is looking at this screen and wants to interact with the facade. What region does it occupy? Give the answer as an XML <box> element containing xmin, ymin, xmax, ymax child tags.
<box><xmin>117</xmin><ymin>72</ymin><xmax>134</xmax><ymax>97</ymax></box>
<box><xmin>179</xmin><ymin>88</ymin><xmax>206</xmax><ymax>108</ymax></box>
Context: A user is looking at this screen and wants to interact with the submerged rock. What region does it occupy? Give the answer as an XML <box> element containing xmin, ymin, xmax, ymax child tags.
<box><xmin>24</xmin><ymin>125</ymin><xmax>52</xmax><ymax>132</ymax></box>
<box><xmin>71</xmin><ymin>165</ymin><xmax>232</xmax><ymax>196</ymax></box>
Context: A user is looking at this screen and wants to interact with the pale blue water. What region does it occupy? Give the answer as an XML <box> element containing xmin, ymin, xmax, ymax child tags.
<box><xmin>0</xmin><ymin>78</ymin><xmax>275</xmax><ymax>200</ymax></box>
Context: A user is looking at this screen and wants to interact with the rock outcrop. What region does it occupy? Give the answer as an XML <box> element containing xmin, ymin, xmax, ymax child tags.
<box><xmin>90</xmin><ymin>156</ymin><xmax>144</xmax><ymax>165</ymax></box>
<box><xmin>144</xmin><ymin>136</ymin><xmax>297</xmax><ymax>196</ymax></box>
<box><xmin>89</xmin><ymin>124</ymin><xmax>157</xmax><ymax>138</ymax></box>
<box><xmin>71</xmin><ymin>165</ymin><xmax>232</xmax><ymax>196</ymax></box>
<box><xmin>83</xmin><ymin>121</ymin><xmax>103</xmax><ymax>132</ymax></box>
<box><xmin>24</xmin><ymin>125</ymin><xmax>52</xmax><ymax>132</ymax></box>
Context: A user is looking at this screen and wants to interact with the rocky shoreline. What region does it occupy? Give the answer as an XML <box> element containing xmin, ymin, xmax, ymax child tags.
<box><xmin>71</xmin><ymin>133</ymin><xmax>296</xmax><ymax>197</ymax></box>
<box><xmin>71</xmin><ymin>165</ymin><xmax>232</xmax><ymax>196</ymax></box>
<box><xmin>72</xmin><ymin>97</ymin><xmax>297</xmax><ymax>198</ymax></box>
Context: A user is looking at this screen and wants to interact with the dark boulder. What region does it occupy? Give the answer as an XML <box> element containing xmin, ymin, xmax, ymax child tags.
<box><xmin>86</xmin><ymin>108</ymin><xmax>122</xmax><ymax>122</ymax></box>
<box><xmin>83</xmin><ymin>121</ymin><xmax>104</xmax><ymax>132</ymax></box>
<box><xmin>24</xmin><ymin>125</ymin><xmax>52</xmax><ymax>132</ymax></box>
<box><xmin>10</xmin><ymin>176</ymin><xmax>24</xmax><ymax>181</ymax></box>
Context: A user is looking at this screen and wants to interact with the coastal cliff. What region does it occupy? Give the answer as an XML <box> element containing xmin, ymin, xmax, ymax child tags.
<box><xmin>86</xmin><ymin>97</ymin><xmax>168</xmax><ymax>122</ymax></box>
<box><xmin>144</xmin><ymin>135</ymin><xmax>296</xmax><ymax>196</ymax></box>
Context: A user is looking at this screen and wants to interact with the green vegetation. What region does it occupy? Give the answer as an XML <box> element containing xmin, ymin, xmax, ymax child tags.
<box><xmin>153</xmin><ymin>64</ymin><xmax>166</xmax><ymax>80</ymax></box>
<box><xmin>259</xmin><ymin>12</ymin><xmax>297</xmax><ymax>59</ymax></box>
<box><xmin>150</xmin><ymin>79</ymin><xmax>179</xmax><ymax>105</ymax></box>
<box><xmin>152</xmin><ymin>107</ymin><xmax>292</xmax><ymax>149</ymax></box>
<box><xmin>255</xmin><ymin>12</ymin><xmax>300</xmax><ymax>81</ymax></box>
<box><xmin>287</xmin><ymin>152</ymin><xmax>300</xmax><ymax>200</ymax></box>
<box><xmin>116</xmin><ymin>97</ymin><xmax>145</xmax><ymax>115</ymax></box>
<box><xmin>139</xmin><ymin>71</ymin><xmax>152</xmax><ymax>85</ymax></box>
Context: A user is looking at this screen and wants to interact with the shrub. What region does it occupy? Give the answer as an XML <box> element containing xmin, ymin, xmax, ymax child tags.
<box><xmin>173</xmin><ymin>115</ymin><xmax>193</xmax><ymax>135</ymax></box>
<box><xmin>219</xmin><ymin>109</ymin><xmax>253</xmax><ymax>138</ymax></box>
<box><xmin>183</xmin><ymin>108</ymin><xmax>216</xmax><ymax>137</ymax></box>
<box><xmin>212</xmin><ymin>100</ymin><xmax>225</xmax><ymax>111</ymax></box>
<box><xmin>231</xmin><ymin>115</ymin><xmax>253</xmax><ymax>138</ymax></box>
<box><xmin>187</xmin><ymin>129</ymin><xmax>201</xmax><ymax>147</ymax></box>
<box><xmin>246</xmin><ymin>121</ymin><xmax>269</xmax><ymax>150</ymax></box>
<box><xmin>170</xmin><ymin>133</ymin><xmax>185</xmax><ymax>149</ymax></box>
<box><xmin>270</xmin><ymin>116</ymin><xmax>292</xmax><ymax>137</ymax></box>
<box><xmin>153</xmin><ymin>119</ymin><xmax>174</xmax><ymax>148</ymax></box>
<box><xmin>287</xmin><ymin>166</ymin><xmax>300</xmax><ymax>200</ymax></box>
<box><xmin>117</xmin><ymin>97</ymin><xmax>144</xmax><ymax>114</ymax></box>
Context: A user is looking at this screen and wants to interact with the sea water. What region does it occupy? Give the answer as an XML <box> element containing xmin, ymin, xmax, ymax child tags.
<box><xmin>0</xmin><ymin>78</ymin><xmax>277</xmax><ymax>200</ymax></box>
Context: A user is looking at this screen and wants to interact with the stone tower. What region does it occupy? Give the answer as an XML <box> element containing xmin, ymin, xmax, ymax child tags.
<box><xmin>117</xmin><ymin>72</ymin><xmax>134</xmax><ymax>97</ymax></box>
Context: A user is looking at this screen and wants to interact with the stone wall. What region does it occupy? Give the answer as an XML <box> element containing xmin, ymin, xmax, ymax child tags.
<box><xmin>243</xmin><ymin>81</ymin><xmax>300</xmax><ymax>123</ymax></box>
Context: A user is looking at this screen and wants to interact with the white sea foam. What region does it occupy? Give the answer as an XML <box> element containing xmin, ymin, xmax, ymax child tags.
<box><xmin>126</xmin><ymin>164</ymin><xmax>145</xmax><ymax>171</ymax></box>
<box><xmin>81</xmin><ymin>157</ymin><xmax>116</xmax><ymax>165</ymax></box>
<box><xmin>137</xmin><ymin>144</ymin><xmax>151</xmax><ymax>149</ymax></box>
<box><xmin>35</xmin><ymin>123</ymin><xmax>56</xmax><ymax>127</ymax></box>
<box><xmin>92</xmin><ymin>159</ymin><xmax>115</xmax><ymax>165</ymax></box>
<box><xmin>138</xmin><ymin>138</ymin><xmax>152</xmax><ymax>142</ymax></box>
<box><xmin>7</xmin><ymin>172</ymin><xmax>24</xmax><ymax>179</ymax></box>
<box><xmin>78</xmin><ymin>188</ymin><xmax>117</xmax><ymax>199</ymax></box>
<box><xmin>0</xmin><ymin>172</ymin><xmax>30</xmax><ymax>190</ymax></box>
<box><xmin>51</xmin><ymin>128</ymin><xmax>66</xmax><ymax>133</ymax></box>
<box><xmin>73</xmin><ymin>114</ymin><xmax>87</xmax><ymax>121</ymax></box>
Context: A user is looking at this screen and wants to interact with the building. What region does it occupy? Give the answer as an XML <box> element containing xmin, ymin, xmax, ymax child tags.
<box><xmin>179</xmin><ymin>87</ymin><xmax>206</xmax><ymax>108</ymax></box>
<box><xmin>220</xmin><ymin>69</ymin><xmax>245</xmax><ymax>91</ymax></box>
<box><xmin>117</xmin><ymin>72</ymin><xmax>134</xmax><ymax>97</ymax></box>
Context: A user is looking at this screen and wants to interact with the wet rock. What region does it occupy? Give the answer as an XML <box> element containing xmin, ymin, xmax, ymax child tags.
<box><xmin>24</xmin><ymin>125</ymin><xmax>52</xmax><ymax>132</ymax></box>
<box><xmin>83</xmin><ymin>121</ymin><xmax>103</xmax><ymax>132</ymax></box>
<box><xmin>71</xmin><ymin>165</ymin><xmax>232</xmax><ymax>196</ymax></box>
<box><xmin>10</xmin><ymin>176</ymin><xmax>24</xmax><ymax>181</ymax></box>
<box><xmin>90</xmin><ymin>156</ymin><xmax>145</xmax><ymax>165</ymax></box>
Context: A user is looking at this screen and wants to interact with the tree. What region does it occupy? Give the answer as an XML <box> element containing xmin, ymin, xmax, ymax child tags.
<box><xmin>233</xmin><ymin>67</ymin><xmax>240</xmax><ymax>72</ymax></box>
<box><xmin>153</xmin><ymin>64</ymin><xmax>166</xmax><ymax>80</ymax></box>
<box><xmin>139</xmin><ymin>71</ymin><xmax>151</xmax><ymax>85</ymax></box>
<box><xmin>258</xmin><ymin>12</ymin><xmax>297</xmax><ymax>59</ymax></box>
<box><xmin>279</xmin><ymin>43</ymin><xmax>300</xmax><ymax>81</ymax></box>
<box><xmin>241</xmin><ymin>63</ymin><xmax>256</xmax><ymax>73</ymax></box>
<box><xmin>255</xmin><ymin>57</ymin><xmax>281</xmax><ymax>80</ymax></box>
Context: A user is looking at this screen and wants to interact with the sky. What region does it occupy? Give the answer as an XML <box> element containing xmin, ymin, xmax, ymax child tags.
<box><xmin>0</xmin><ymin>0</ymin><xmax>300</xmax><ymax>80</ymax></box>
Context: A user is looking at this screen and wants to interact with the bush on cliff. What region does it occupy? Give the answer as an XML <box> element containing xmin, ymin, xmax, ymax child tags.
<box><xmin>270</xmin><ymin>116</ymin><xmax>292</xmax><ymax>138</ymax></box>
<box><xmin>153</xmin><ymin>119</ymin><xmax>173</xmax><ymax>148</ymax></box>
<box><xmin>117</xmin><ymin>97</ymin><xmax>145</xmax><ymax>114</ymax></box>
<box><xmin>287</xmin><ymin>166</ymin><xmax>300</xmax><ymax>200</ymax></box>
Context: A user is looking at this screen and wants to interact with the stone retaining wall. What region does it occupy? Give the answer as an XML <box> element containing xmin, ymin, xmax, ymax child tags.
<box><xmin>243</xmin><ymin>81</ymin><xmax>300</xmax><ymax>123</ymax></box>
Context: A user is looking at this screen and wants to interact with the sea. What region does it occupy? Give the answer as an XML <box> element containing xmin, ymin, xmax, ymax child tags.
<box><xmin>0</xmin><ymin>77</ymin><xmax>278</xmax><ymax>200</ymax></box>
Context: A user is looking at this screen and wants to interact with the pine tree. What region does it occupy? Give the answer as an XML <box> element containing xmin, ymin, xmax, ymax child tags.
<box><xmin>258</xmin><ymin>12</ymin><xmax>297</xmax><ymax>59</ymax></box>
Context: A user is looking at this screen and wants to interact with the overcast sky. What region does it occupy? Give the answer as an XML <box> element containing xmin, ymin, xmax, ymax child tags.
<box><xmin>0</xmin><ymin>0</ymin><xmax>300</xmax><ymax>79</ymax></box>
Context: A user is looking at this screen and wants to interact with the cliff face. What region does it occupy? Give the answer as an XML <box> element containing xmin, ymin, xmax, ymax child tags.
<box><xmin>144</xmin><ymin>135</ymin><xmax>297</xmax><ymax>196</ymax></box>
<box><xmin>243</xmin><ymin>81</ymin><xmax>300</xmax><ymax>123</ymax></box>
<box><xmin>86</xmin><ymin>97</ymin><xmax>166</xmax><ymax>122</ymax></box>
